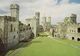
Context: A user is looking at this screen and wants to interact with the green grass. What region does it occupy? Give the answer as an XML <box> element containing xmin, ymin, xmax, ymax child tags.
<box><xmin>6</xmin><ymin>33</ymin><xmax>80</xmax><ymax>56</ymax></box>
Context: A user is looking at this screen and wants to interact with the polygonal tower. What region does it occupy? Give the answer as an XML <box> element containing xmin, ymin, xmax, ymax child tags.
<box><xmin>35</xmin><ymin>12</ymin><xmax>40</xmax><ymax>25</ymax></box>
<box><xmin>10</xmin><ymin>4</ymin><xmax>19</xmax><ymax>20</ymax></box>
<box><xmin>42</xmin><ymin>17</ymin><xmax>47</xmax><ymax>31</ymax></box>
<box><xmin>47</xmin><ymin>17</ymin><xmax>51</xmax><ymax>24</ymax></box>
<box><xmin>42</xmin><ymin>17</ymin><xmax>46</xmax><ymax>24</ymax></box>
<box><xmin>70</xmin><ymin>14</ymin><xmax>77</xmax><ymax>24</ymax></box>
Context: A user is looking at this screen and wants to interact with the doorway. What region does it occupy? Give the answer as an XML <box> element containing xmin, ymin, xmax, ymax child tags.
<box><xmin>72</xmin><ymin>37</ymin><xmax>74</xmax><ymax>40</ymax></box>
<box><xmin>77</xmin><ymin>38</ymin><xmax>80</xmax><ymax>41</ymax></box>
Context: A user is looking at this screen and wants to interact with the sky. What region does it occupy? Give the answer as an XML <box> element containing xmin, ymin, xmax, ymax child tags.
<box><xmin>0</xmin><ymin>0</ymin><xmax>80</xmax><ymax>25</ymax></box>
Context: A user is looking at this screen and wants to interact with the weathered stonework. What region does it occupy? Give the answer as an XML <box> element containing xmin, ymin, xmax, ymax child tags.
<box><xmin>53</xmin><ymin>14</ymin><xmax>80</xmax><ymax>41</ymax></box>
<box><xmin>0</xmin><ymin>16</ymin><xmax>19</xmax><ymax>50</ymax></box>
<box><xmin>0</xmin><ymin>4</ymin><xmax>19</xmax><ymax>51</ymax></box>
<box><xmin>41</xmin><ymin>16</ymin><xmax>51</xmax><ymax>31</ymax></box>
<box><xmin>26</xmin><ymin>12</ymin><xmax>40</xmax><ymax>37</ymax></box>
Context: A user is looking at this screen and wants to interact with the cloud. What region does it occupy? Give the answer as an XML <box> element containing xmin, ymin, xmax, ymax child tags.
<box><xmin>59</xmin><ymin>0</ymin><xmax>69</xmax><ymax>4</ymax></box>
<box><xmin>0</xmin><ymin>0</ymin><xmax>80</xmax><ymax>24</ymax></box>
<box><xmin>0</xmin><ymin>9</ymin><xmax>8</xmax><ymax>14</ymax></box>
<box><xmin>70</xmin><ymin>0</ymin><xmax>80</xmax><ymax>4</ymax></box>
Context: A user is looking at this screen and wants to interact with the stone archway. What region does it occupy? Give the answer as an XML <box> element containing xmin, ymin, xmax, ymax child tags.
<box><xmin>77</xmin><ymin>38</ymin><xmax>80</xmax><ymax>41</ymax></box>
<box><xmin>72</xmin><ymin>37</ymin><xmax>74</xmax><ymax>40</ymax></box>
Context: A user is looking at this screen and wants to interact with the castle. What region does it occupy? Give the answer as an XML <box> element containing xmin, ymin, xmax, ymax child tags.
<box><xmin>26</xmin><ymin>12</ymin><xmax>52</xmax><ymax>37</ymax></box>
<box><xmin>52</xmin><ymin>14</ymin><xmax>80</xmax><ymax>41</ymax></box>
<box><xmin>41</xmin><ymin>17</ymin><xmax>51</xmax><ymax>31</ymax></box>
<box><xmin>0</xmin><ymin>4</ymin><xmax>34</xmax><ymax>52</ymax></box>
<box><xmin>26</xmin><ymin>12</ymin><xmax>40</xmax><ymax>37</ymax></box>
<box><xmin>0</xmin><ymin>4</ymin><xmax>19</xmax><ymax>50</ymax></box>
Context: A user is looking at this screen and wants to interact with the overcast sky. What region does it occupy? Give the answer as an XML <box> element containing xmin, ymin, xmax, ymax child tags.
<box><xmin>0</xmin><ymin>0</ymin><xmax>80</xmax><ymax>24</ymax></box>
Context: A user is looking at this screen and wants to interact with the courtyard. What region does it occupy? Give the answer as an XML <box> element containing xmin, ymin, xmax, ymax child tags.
<box><xmin>5</xmin><ymin>32</ymin><xmax>80</xmax><ymax>56</ymax></box>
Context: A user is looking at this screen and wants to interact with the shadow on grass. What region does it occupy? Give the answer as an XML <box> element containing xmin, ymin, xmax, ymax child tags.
<box><xmin>4</xmin><ymin>40</ymin><xmax>42</xmax><ymax>56</ymax></box>
<box><xmin>11</xmin><ymin>40</ymin><xmax>42</xmax><ymax>50</ymax></box>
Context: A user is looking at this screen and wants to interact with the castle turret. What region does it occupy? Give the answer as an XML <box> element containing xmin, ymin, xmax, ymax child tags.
<box><xmin>42</xmin><ymin>17</ymin><xmax>46</xmax><ymax>24</ymax></box>
<box><xmin>70</xmin><ymin>14</ymin><xmax>77</xmax><ymax>24</ymax></box>
<box><xmin>47</xmin><ymin>17</ymin><xmax>51</xmax><ymax>24</ymax></box>
<box><xmin>35</xmin><ymin>12</ymin><xmax>40</xmax><ymax>25</ymax></box>
<box><xmin>42</xmin><ymin>17</ymin><xmax>47</xmax><ymax>31</ymax></box>
<box><xmin>10</xmin><ymin>4</ymin><xmax>19</xmax><ymax>43</ymax></box>
<box><xmin>10</xmin><ymin>4</ymin><xmax>19</xmax><ymax>20</ymax></box>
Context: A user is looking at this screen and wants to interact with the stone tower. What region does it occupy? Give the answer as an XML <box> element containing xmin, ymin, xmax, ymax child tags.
<box><xmin>42</xmin><ymin>17</ymin><xmax>46</xmax><ymax>24</ymax></box>
<box><xmin>10</xmin><ymin>4</ymin><xmax>19</xmax><ymax>20</ymax></box>
<box><xmin>46</xmin><ymin>17</ymin><xmax>51</xmax><ymax>31</ymax></box>
<box><xmin>47</xmin><ymin>17</ymin><xmax>51</xmax><ymax>24</ymax></box>
<box><xmin>42</xmin><ymin>17</ymin><xmax>47</xmax><ymax>31</ymax></box>
<box><xmin>35</xmin><ymin>12</ymin><xmax>40</xmax><ymax>25</ymax></box>
<box><xmin>10</xmin><ymin>4</ymin><xmax>20</xmax><ymax>45</ymax></box>
<box><xmin>70</xmin><ymin>14</ymin><xmax>77</xmax><ymax>24</ymax></box>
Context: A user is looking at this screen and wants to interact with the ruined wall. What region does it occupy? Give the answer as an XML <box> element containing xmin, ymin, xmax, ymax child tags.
<box><xmin>66</xmin><ymin>24</ymin><xmax>80</xmax><ymax>41</ymax></box>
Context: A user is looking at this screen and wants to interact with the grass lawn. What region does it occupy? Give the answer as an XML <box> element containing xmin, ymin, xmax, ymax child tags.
<box><xmin>6</xmin><ymin>33</ymin><xmax>80</xmax><ymax>56</ymax></box>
